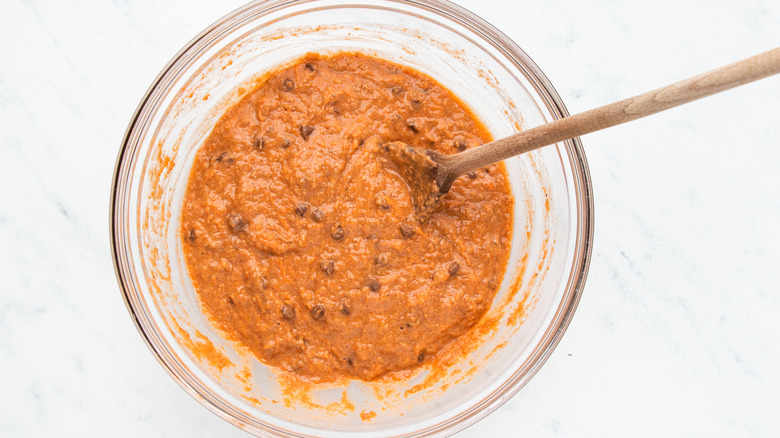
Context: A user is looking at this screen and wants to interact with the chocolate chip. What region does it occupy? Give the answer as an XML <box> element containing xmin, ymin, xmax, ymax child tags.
<box><xmin>281</xmin><ymin>78</ymin><xmax>295</xmax><ymax>92</ymax></box>
<box><xmin>453</xmin><ymin>136</ymin><xmax>468</xmax><ymax>152</ymax></box>
<box><xmin>253</xmin><ymin>136</ymin><xmax>265</xmax><ymax>150</ymax></box>
<box><xmin>330</xmin><ymin>223</ymin><xmax>345</xmax><ymax>240</ymax></box>
<box><xmin>375</xmin><ymin>253</ymin><xmax>389</xmax><ymax>267</ymax></box>
<box><xmin>391</xmin><ymin>85</ymin><xmax>403</xmax><ymax>96</ymax></box>
<box><xmin>311</xmin><ymin>304</ymin><xmax>326</xmax><ymax>320</ymax></box>
<box><xmin>406</xmin><ymin>118</ymin><xmax>420</xmax><ymax>133</ymax></box>
<box><xmin>300</xmin><ymin>125</ymin><xmax>315</xmax><ymax>140</ymax></box>
<box><xmin>226</xmin><ymin>213</ymin><xmax>247</xmax><ymax>232</ymax></box>
<box><xmin>321</xmin><ymin>260</ymin><xmax>335</xmax><ymax>275</ymax></box>
<box><xmin>467</xmin><ymin>170</ymin><xmax>478</xmax><ymax>179</ymax></box>
<box><xmin>346</xmin><ymin>357</ymin><xmax>354</xmax><ymax>366</ymax></box>
<box><xmin>304</xmin><ymin>62</ymin><xmax>316</xmax><ymax>72</ymax></box>
<box><xmin>399</xmin><ymin>223</ymin><xmax>415</xmax><ymax>238</ymax></box>
<box><xmin>367</xmin><ymin>277</ymin><xmax>380</xmax><ymax>292</ymax></box>
<box><xmin>338</xmin><ymin>298</ymin><xmax>351</xmax><ymax>315</ymax></box>
<box><xmin>211</xmin><ymin>151</ymin><xmax>234</xmax><ymax>165</ymax></box>
<box><xmin>281</xmin><ymin>304</ymin><xmax>295</xmax><ymax>320</ymax></box>
<box><xmin>282</xmin><ymin>138</ymin><xmax>292</xmax><ymax>148</ymax></box>
<box><xmin>294</xmin><ymin>202</ymin><xmax>309</xmax><ymax>217</ymax></box>
<box><xmin>417</xmin><ymin>352</ymin><xmax>425</xmax><ymax>362</ymax></box>
<box><xmin>448</xmin><ymin>261</ymin><xmax>460</xmax><ymax>276</ymax></box>
<box><xmin>311</xmin><ymin>207</ymin><xmax>325</xmax><ymax>223</ymax></box>
<box><xmin>374</xmin><ymin>194</ymin><xmax>390</xmax><ymax>209</ymax></box>
<box><xmin>186</xmin><ymin>228</ymin><xmax>196</xmax><ymax>242</ymax></box>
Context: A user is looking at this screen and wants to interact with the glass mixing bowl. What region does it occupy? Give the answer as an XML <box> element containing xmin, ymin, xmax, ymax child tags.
<box><xmin>110</xmin><ymin>0</ymin><xmax>593</xmax><ymax>436</ymax></box>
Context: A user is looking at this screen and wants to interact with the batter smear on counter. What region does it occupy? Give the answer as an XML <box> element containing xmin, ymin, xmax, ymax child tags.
<box><xmin>180</xmin><ymin>53</ymin><xmax>514</xmax><ymax>381</ymax></box>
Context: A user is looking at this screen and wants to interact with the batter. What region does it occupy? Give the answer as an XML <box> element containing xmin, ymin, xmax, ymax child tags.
<box><xmin>180</xmin><ymin>53</ymin><xmax>513</xmax><ymax>381</ymax></box>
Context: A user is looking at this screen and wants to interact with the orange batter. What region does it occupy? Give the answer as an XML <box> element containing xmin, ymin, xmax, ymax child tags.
<box><xmin>180</xmin><ymin>53</ymin><xmax>513</xmax><ymax>381</ymax></box>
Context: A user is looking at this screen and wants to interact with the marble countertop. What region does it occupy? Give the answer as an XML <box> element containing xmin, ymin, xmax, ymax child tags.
<box><xmin>2</xmin><ymin>0</ymin><xmax>778</xmax><ymax>436</ymax></box>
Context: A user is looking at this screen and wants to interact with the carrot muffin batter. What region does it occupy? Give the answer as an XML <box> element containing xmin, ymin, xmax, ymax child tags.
<box><xmin>180</xmin><ymin>53</ymin><xmax>513</xmax><ymax>381</ymax></box>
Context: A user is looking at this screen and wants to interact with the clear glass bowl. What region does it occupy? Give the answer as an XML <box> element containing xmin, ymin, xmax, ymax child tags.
<box><xmin>110</xmin><ymin>0</ymin><xmax>593</xmax><ymax>436</ymax></box>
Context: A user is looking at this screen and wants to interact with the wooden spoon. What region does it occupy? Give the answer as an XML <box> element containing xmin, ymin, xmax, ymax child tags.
<box><xmin>385</xmin><ymin>47</ymin><xmax>780</xmax><ymax>222</ymax></box>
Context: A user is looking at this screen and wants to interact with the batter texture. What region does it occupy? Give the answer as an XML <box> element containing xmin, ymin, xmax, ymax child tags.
<box><xmin>181</xmin><ymin>53</ymin><xmax>513</xmax><ymax>381</ymax></box>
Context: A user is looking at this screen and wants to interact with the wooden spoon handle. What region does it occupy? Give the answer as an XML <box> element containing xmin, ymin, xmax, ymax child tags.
<box><xmin>446</xmin><ymin>47</ymin><xmax>780</xmax><ymax>175</ymax></box>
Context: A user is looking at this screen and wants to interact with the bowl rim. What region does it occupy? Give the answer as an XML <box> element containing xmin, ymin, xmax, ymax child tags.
<box><xmin>110</xmin><ymin>0</ymin><xmax>594</xmax><ymax>436</ymax></box>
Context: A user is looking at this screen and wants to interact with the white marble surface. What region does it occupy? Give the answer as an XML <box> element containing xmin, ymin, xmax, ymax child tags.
<box><xmin>1</xmin><ymin>0</ymin><xmax>779</xmax><ymax>436</ymax></box>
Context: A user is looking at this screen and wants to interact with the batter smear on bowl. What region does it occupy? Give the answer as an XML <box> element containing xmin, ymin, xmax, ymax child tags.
<box><xmin>180</xmin><ymin>53</ymin><xmax>514</xmax><ymax>381</ymax></box>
